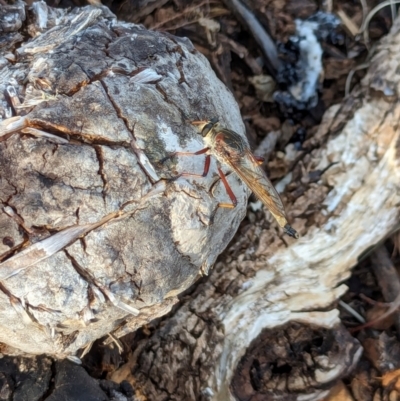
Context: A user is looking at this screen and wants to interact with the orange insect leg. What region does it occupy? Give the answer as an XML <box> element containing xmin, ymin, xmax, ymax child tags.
<box><xmin>180</xmin><ymin>154</ymin><xmax>211</xmax><ymax>178</ymax></box>
<box><xmin>253</xmin><ymin>155</ymin><xmax>265</xmax><ymax>165</ymax></box>
<box><xmin>217</xmin><ymin>167</ymin><xmax>237</xmax><ymax>207</ymax></box>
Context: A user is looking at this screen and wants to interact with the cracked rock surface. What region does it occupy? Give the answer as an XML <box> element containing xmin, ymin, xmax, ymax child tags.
<box><xmin>0</xmin><ymin>4</ymin><xmax>248</xmax><ymax>357</ymax></box>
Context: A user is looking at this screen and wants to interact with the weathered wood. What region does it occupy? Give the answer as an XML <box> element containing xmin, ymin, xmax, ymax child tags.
<box><xmin>109</xmin><ymin>16</ymin><xmax>400</xmax><ymax>401</ymax></box>
<box><xmin>0</xmin><ymin>3</ymin><xmax>249</xmax><ymax>357</ymax></box>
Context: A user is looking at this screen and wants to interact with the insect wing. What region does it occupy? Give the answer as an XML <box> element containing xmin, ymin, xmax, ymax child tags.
<box><xmin>223</xmin><ymin>149</ymin><xmax>289</xmax><ymax>229</ymax></box>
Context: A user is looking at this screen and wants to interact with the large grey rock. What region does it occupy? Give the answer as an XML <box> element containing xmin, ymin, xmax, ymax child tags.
<box><xmin>0</xmin><ymin>4</ymin><xmax>248</xmax><ymax>357</ymax></box>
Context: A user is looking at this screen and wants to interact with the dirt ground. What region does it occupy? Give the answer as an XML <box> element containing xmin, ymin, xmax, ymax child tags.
<box><xmin>5</xmin><ymin>0</ymin><xmax>400</xmax><ymax>400</ymax></box>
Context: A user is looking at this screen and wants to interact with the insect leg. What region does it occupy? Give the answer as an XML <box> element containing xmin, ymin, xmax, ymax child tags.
<box><xmin>217</xmin><ymin>167</ymin><xmax>237</xmax><ymax>209</ymax></box>
<box><xmin>191</xmin><ymin>120</ymin><xmax>209</xmax><ymax>126</ymax></box>
<box><xmin>159</xmin><ymin>147</ymin><xmax>209</xmax><ymax>164</ymax></box>
<box><xmin>190</xmin><ymin>117</ymin><xmax>219</xmax><ymax>126</ymax></box>
<box><xmin>180</xmin><ymin>155</ymin><xmax>211</xmax><ymax>178</ymax></box>
<box><xmin>253</xmin><ymin>155</ymin><xmax>265</xmax><ymax>165</ymax></box>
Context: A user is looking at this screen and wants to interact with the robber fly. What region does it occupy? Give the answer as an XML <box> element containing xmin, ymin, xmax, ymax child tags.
<box><xmin>162</xmin><ymin>118</ymin><xmax>298</xmax><ymax>238</ymax></box>
<box><xmin>196</xmin><ymin>118</ymin><xmax>298</xmax><ymax>238</ymax></box>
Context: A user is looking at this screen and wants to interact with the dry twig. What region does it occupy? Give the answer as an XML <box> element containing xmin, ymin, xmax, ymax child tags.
<box><xmin>370</xmin><ymin>246</ymin><xmax>400</xmax><ymax>335</ymax></box>
<box><xmin>150</xmin><ymin>0</ymin><xmax>221</xmax><ymax>30</ymax></box>
<box><xmin>337</xmin><ymin>9</ymin><xmax>359</xmax><ymax>37</ymax></box>
<box><xmin>361</xmin><ymin>0</ymin><xmax>400</xmax><ymax>45</ymax></box>
<box><xmin>222</xmin><ymin>0</ymin><xmax>280</xmax><ymax>75</ymax></box>
<box><xmin>352</xmin><ymin>246</ymin><xmax>400</xmax><ymax>335</ymax></box>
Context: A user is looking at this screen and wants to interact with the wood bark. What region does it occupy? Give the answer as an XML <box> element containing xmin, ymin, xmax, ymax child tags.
<box><xmin>0</xmin><ymin>3</ymin><xmax>249</xmax><ymax>357</ymax></box>
<box><xmin>109</xmin><ymin>15</ymin><xmax>400</xmax><ymax>401</ymax></box>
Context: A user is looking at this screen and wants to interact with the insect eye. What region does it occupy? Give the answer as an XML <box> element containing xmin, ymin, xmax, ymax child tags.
<box><xmin>201</xmin><ymin>118</ymin><xmax>219</xmax><ymax>137</ymax></box>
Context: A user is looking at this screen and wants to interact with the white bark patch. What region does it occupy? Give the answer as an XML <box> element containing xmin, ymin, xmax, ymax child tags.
<box><xmin>207</xmin><ymin>18</ymin><xmax>400</xmax><ymax>397</ymax></box>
